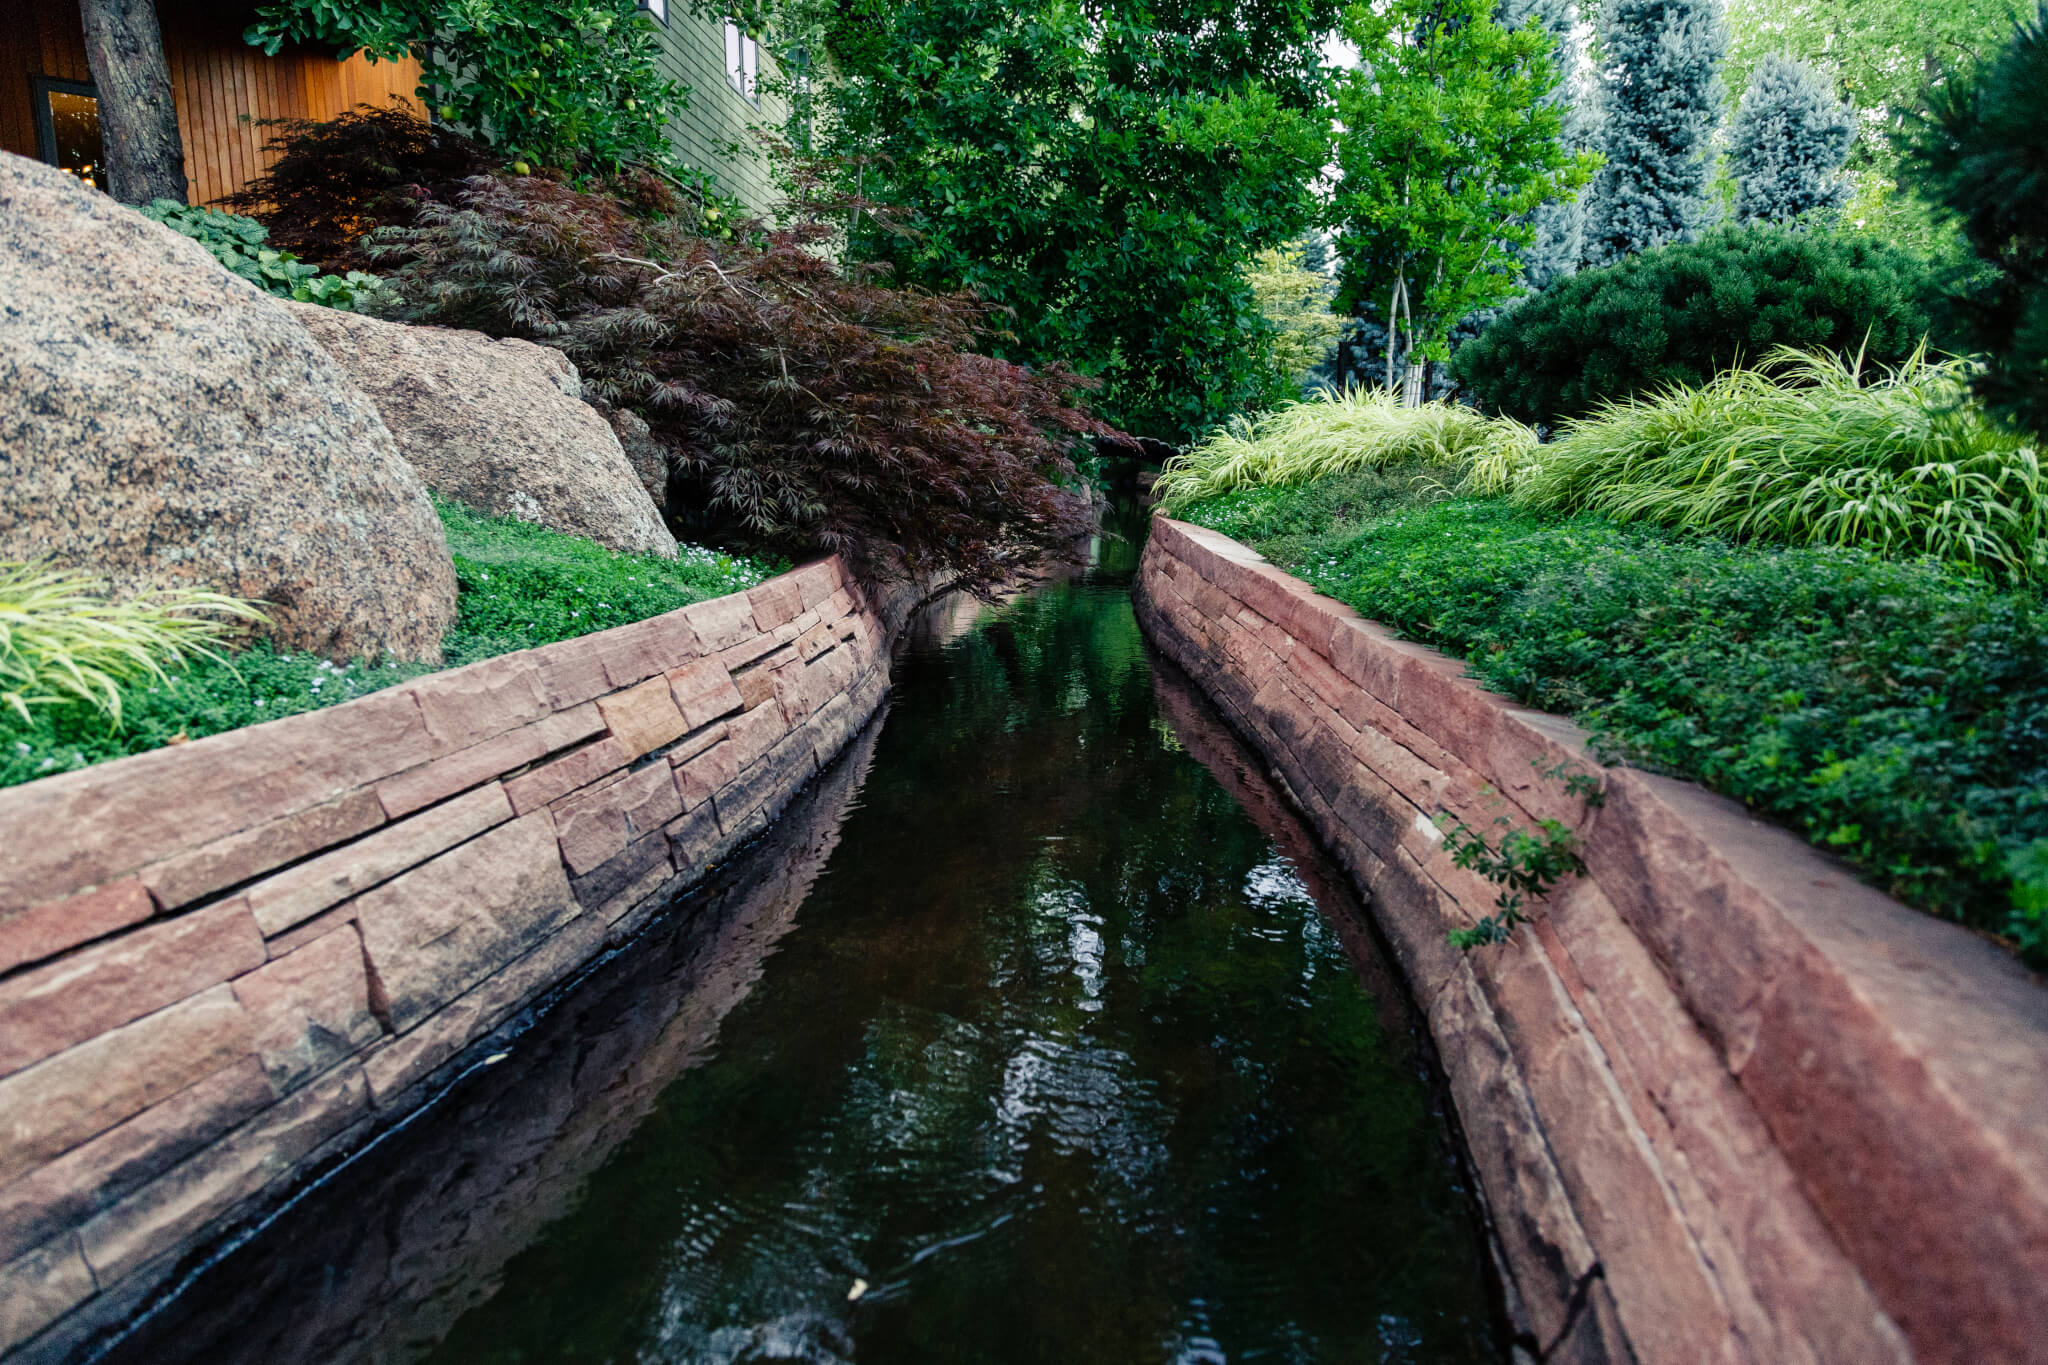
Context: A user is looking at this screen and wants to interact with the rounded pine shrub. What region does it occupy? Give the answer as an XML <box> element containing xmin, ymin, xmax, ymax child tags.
<box><xmin>1451</xmin><ymin>225</ymin><xmax>1942</xmax><ymax>424</ymax></box>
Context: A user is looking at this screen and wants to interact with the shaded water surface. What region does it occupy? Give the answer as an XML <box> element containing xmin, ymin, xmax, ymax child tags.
<box><xmin>106</xmin><ymin>545</ymin><xmax>1498</xmax><ymax>1365</ymax></box>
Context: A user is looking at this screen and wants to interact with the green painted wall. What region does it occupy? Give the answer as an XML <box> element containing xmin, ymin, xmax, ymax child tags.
<box><xmin>645</xmin><ymin>8</ymin><xmax>788</xmax><ymax>218</ymax></box>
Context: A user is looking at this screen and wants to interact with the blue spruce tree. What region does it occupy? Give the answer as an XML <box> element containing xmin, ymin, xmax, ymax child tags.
<box><xmin>1583</xmin><ymin>0</ymin><xmax>1726</xmax><ymax>265</ymax></box>
<box><xmin>1730</xmin><ymin>53</ymin><xmax>1856</xmax><ymax>224</ymax></box>
<box><xmin>1503</xmin><ymin>0</ymin><xmax>1593</xmax><ymax>290</ymax></box>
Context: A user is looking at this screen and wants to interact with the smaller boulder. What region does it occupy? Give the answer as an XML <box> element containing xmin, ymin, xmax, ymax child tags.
<box><xmin>604</xmin><ymin>407</ymin><xmax>674</xmax><ymax>517</ymax></box>
<box><xmin>287</xmin><ymin>305</ymin><xmax>678</xmax><ymax>559</ymax></box>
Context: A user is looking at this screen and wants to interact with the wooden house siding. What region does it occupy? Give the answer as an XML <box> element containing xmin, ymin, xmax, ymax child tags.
<box><xmin>0</xmin><ymin>0</ymin><xmax>419</xmax><ymax>206</ymax></box>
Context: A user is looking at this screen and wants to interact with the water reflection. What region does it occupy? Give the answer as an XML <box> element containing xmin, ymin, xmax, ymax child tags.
<box><xmin>103</xmin><ymin>560</ymin><xmax>1497</xmax><ymax>1365</ymax></box>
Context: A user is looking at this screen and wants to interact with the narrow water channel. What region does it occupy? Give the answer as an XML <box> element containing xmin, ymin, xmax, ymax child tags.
<box><xmin>102</xmin><ymin>534</ymin><xmax>1499</xmax><ymax>1365</ymax></box>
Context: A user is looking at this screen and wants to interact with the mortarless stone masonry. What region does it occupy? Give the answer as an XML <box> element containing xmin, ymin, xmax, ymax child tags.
<box><xmin>0</xmin><ymin>556</ymin><xmax>908</xmax><ymax>1361</ymax></box>
<box><xmin>1136</xmin><ymin>516</ymin><xmax>2048</xmax><ymax>1365</ymax></box>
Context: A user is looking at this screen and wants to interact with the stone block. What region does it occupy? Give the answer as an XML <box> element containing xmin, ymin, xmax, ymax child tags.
<box><xmin>406</xmin><ymin>652</ymin><xmax>552</xmax><ymax>754</ymax></box>
<box><xmin>806</xmin><ymin>694</ymin><xmax>862</xmax><ymax>769</ymax></box>
<box><xmin>667</xmin><ymin>655</ymin><xmax>745</xmax><ymax>729</ymax></box>
<box><xmin>232</xmin><ymin>928</ymin><xmax>383</xmax><ymax>1095</ymax></box>
<box><xmin>792</xmin><ymin>558</ymin><xmax>845</xmax><ymax>611</ymax></box>
<box><xmin>749</xmin><ymin>575</ymin><xmax>806</xmax><ymax>631</ymax></box>
<box><xmin>549</xmin><ymin>772</ymin><xmax>632</xmax><ymax>875</ymax></box>
<box><xmin>262</xmin><ymin>902</ymin><xmax>358</xmax><ymax>959</ymax></box>
<box><xmin>0</xmin><ymin>687</ymin><xmax>429</xmax><ymax>921</ymax></box>
<box><xmin>596</xmin><ymin>675</ymin><xmax>688</xmax><ymax>759</ymax></box>
<box><xmin>0</xmin><ymin>877</ymin><xmax>153</xmax><ymax>976</ymax></box>
<box><xmin>247</xmin><ymin>784</ymin><xmax>514</xmax><ymax>937</ymax></box>
<box><xmin>0</xmin><ymin>899</ymin><xmax>265</xmax><ymax>1078</ymax></box>
<box><xmin>363</xmin><ymin>914</ymin><xmax>604</xmax><ymax>1109</ymax></box>
<box><xmin>795</xmin><ymin>621</ymin><xmax>837</xmax><ymax>663</ymax></box>
<box><xmin>140</xmin><ymin>788</ymin><xmax>386</xmax><ymax>911</ymax></box>
<box><xmin>375</xmin><ymin>702</ymin><xmax>604</xmax><ymax>819</ymax></box>
<box><xmin>532</xmin><ymin>639</ymin><xmax>613</xmax><ymax>710</ymax></box>
<box><xmin>713</xmin><ymin>730</ymin><xmax>816</xmax><ymax>836</ymax></box>
<box><xmin>726</xmin><ymin>697</ymin><xmax>790</xmax><ymax>770</ymax></box>
<box><xmin>0</xmin><ymin>1235</ymin><xmax>96</xmax><ymax>1355</ymax></box>
<box><xmin>0</xmin><ymin>985</ymin><xmax>252</xmax><ymax>1186</ymax></box>
<box><xmin>677</xmin><ymin>739</ymin><xmax>742</xmax><ymax>811</ymax></box>
<box><xmin>352</xmin><ymin>815</ymin><xmax>579</xmax><ymax>1034</ymax></box>
<box><xmin>593</xmin><ymin>609</ymin><xmax>702</xmax><ymax>690</ymax></box>
<box><xmin>0</xmin><ymin>1056</ymin><xmax>272</xmax><ymax>1265</ymax></box>
<box><xmin>664</xmin><ymin>719</ymin><xmax>728</xmax><ymax>768</ymax></box>
<box><xmin>504</xmin><ymin>736</ymin><xmax>629</xmax><ymax>816</ymax></box>
<box><xmin>665</xmin><ymin>804</ymin><xmax>723</xmax><ymax>871</ymax></box>
<box><xmin>77</xmin><ymin>1062</ymin><xmax>370</xmax><ymax>1288</ymax></box>
<box><xmin>683</xmin><ymin>591</ymin><xmax>760</xmax><ymax>654</ymax></box>
<box><xmin>716</xmin><ymin>630</ymin><xmax>786</xmax><ymax>673</ymax></box>
<box><xmin>569</xmin><ymin>833</ymin><xmax>673</xmax><ymax>914</ymax></box>
<box><xmin>818</xmin><ymin>586</ymin><xmax>854</xmax><ymax>625</ymax></box>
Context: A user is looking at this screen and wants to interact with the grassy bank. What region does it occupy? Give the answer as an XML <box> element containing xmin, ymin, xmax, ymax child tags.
<box><xmin>1178</xmin><ymin>472</ymin><xmax>2048</xmax><ymax>965</ymax></box>
<box><xmin>0</xmin><ymin>501</ymin><xmax>776</xmax><ymax>790</ymax></box>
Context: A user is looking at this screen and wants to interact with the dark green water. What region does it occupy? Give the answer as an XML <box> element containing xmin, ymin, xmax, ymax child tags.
<box><xmin>102</xmin><ymin>545</ymin><xmax>1498</xmax><ymax>1365</ymax></box>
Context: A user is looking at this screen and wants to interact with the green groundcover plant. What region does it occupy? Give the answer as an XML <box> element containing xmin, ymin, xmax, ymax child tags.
<box><xmin>140</xmin><ymin>201</ymin><xmax>388</xmax><ymax>310</ymax></box>
<box><xmin>1178</xmin><ymin>480</ymin><xmax>2048</xmax><ymax>965</ymax></box>
<box><xmin>0</xmin><ymin>500</ymin><xmax>774</xmax><ymax>790</ymax></box>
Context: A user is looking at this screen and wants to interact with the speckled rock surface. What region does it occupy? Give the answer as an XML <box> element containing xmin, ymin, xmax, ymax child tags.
<box><xmin>0</xmin><ymin>152</ymin><xmax>457</xmax><ymax>661</ymax></box>
<box><xmin>286</xmin><ymin>305</ymin><xmax>676</xmax><ymax>559</ymax></box>
<box><xmin>603</xmin><ymin>405</ymin><xmax>673</xmax><ymax>518</ymax></box>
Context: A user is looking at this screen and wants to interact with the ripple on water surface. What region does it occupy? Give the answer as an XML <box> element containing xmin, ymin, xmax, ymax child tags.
<box><xmin>104</xmin><ymin>558</ymin><xmax>1498</xmax><ymax>1365</ymax></box>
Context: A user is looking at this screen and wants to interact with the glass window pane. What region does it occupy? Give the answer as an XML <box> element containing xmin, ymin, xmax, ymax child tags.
<box><xmin>742</xmin><ymin>36</ymin><xmax>758</xmax><ymax>98</ymax></box>
<box><xmin>641</xmin><ymin>0</ymin><xmax>665</xmax><ymax>20</ymax></box>
<box><xmin>724</xmin><ymin>21</ymin><xmax>744</xmax><ymax>91</ymax></box>
<box><xmin>47</xmin><ymin>91</ymin><xmax>105</xmax><ymax>192</ymax></box>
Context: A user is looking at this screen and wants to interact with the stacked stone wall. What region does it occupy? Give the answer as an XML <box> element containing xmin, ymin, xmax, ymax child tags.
<box><xmin>0</xmin><ymin>556</ymin><xmax>898</xmax><ymax>1361</ymax></box>
<box><xmin>1137</xmin><ymin>517</ymin><xmax>2048</xmax><ymax>1365</ymax></box>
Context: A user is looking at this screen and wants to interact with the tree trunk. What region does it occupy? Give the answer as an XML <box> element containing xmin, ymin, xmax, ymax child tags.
<box><xmin>1384</xmin><ymin>274</ymin><xmax>1404</xmax><ymax>393</ymax></box>
<box><xmin>78</xmin><ymin>0</ymin><xmax>185</xmax><ymax>205</ymax></box>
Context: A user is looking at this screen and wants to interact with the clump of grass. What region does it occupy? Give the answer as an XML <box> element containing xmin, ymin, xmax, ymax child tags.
<box><xmin>0</xmin><ymin>504</ymin><xmax>780</xmax><ymax>789</ymax></box>
<box><xmin>0</xmin><ymin>563</ymin><xmax>265</xmax><ymax>726</ymax></box>
<box><xmin>1519</xmin><ymin>347</ymin><xmax>2048</xmax><ymax>577</ymax></box>
<box><xmin>1153</xmin><ymin>387</ymin><xmax>1538</xmax><ymax>513</ymax></box>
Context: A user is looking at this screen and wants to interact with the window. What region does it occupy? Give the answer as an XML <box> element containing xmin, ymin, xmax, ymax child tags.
<box><xmin>640</xmin><ymin>0</ymin><xmax>666</xmax><ymax>22</ymax></box>
<box><xmin>33</xmin><ymin>78</ymin><xmax>106</xmax><ymax>192</ymax></box>
<box><xmin>723</xmin><ymin>19</ymin><xmax>759</xmax><ymax>103</ymax></box>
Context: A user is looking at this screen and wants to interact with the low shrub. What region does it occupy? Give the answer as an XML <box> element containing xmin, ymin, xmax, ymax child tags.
<box><xmin>1517</xmin><ymin>348</ymin><xmax>2048</xmax><ymax>577</ymax></box>
<box><xmin>1178</xmin><ymin>487</ymin><xmax>2048</xmax><ymax>963</ymax></box>
<box><xmin>1451</xmin><ymin>225</ymin><xmax>1945</xmax><ymax>424</ymax></box>
<box><xmin>140</xmin><ymin>200</ymin><xmax>387</xmax><ymax>310</ymax></box>
<box><xmin>213</xmin><ymin>102</ymin><xmax>495</xmax><ymax>272</ymax></box>
<box><xmin>369</xmin><ymin>172</ymin><xmax>1106</xmax><ymax>593</ymax></box>
<box><xmin>1153</xmin><ymin>389</ymin><xmax>1536</xmax><ymax>513</ymax></box>
<box><xmin>0</xmin><ymin>505</ymin><xmax>774</xmax><ymax>789</ymax></box>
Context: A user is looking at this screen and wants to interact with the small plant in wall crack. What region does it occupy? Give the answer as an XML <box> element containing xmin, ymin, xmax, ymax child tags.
<box><xmin>1438</xmin><ymin>793</ymin><xmax>1587</xmax><ymax>951</ymax></box>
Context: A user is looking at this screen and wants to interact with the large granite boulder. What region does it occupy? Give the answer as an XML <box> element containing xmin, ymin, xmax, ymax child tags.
<box><xmin>285</xmin><ymin>305</ymin><xmax>677</xmax><ymax>559</ymax></box>
<box><xmin>0</xmin><ymin>152</ymin><xmax>457</xmax><ymax>661</ymax></box>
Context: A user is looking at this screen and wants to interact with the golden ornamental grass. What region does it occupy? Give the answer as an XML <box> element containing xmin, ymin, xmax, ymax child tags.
<box><xmin>1519</xmin><ymin>347</ymin><xmax>2047</xmax><ymax>577</ymax></box>
<box><xmin>0</xmin><ymin>563</ymin><xmax>267</xmax><ymax>726</ymax></box>
<box><xmin>1153</xmin><ymin>386</ymin><xmax>1539</xmax><ymax>513</ymax></box>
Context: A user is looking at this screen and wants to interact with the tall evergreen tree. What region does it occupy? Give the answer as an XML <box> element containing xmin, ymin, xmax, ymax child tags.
<box><xmin>1729</xmin><ymin>53</ymin><xmax>1856</xmax><ymax>223</ymax></box>
<box><xmin>1508</xmin><ymin>0</ymin><xmax>1599</xmax><ymax>289</ymax></box>
<box><xmin>1583</xmin><ymin>0</ymin><xmax>1728</xmax><ymax>265</ymax></box>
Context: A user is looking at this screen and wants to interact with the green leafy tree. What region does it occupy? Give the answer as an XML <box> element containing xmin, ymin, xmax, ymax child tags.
<box><xmin>1332</xmin><ymin>0</ymin><xmax>1597</xmax><ymax>395</ymax></box>
<box><xmin>1898</xmin><ymin>3</ymin><xmax>2048</xmax><ymax>441</ymax></box>
<box><xmin>1248</xmin><ymin>240</ymin><xmax>1344</xmax><ymax>386</ymax></box>
<box><xmin>1729</xmin><ymin>53</ymin><xmax>1856</xmax><ymax>224</ymax></box>
<box><xmin>800</xmin><ymin>0</ymin><xmax>1337</xmax><ymax>443</ymax></box>
<box><xmin>246</xmin><ymin>0</ymin><xmax>686</xmax><ymax>172</ymax></box>
<box><xmin>1583</xmin><ymin>0</ymin><xmax>1727</xmax><ymax>265</ymax></box>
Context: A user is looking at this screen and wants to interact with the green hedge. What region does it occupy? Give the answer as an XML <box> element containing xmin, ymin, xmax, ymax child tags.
<box><xmin>1179</xmin><ymin>483</ymin><xmax>2048</xmax><ymax>964</ymax></box>
<box><xmin>1452</xmin><ymin>226</ymin><xmax>1945</xmax><ymax>425</ymax></box>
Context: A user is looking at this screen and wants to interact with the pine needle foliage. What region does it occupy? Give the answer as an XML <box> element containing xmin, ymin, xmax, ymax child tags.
<box><xmin>1517</xmin><ymin>347</ymin><xmax>2048</xmax><ymax>576</ymax></box>
<box><xmin>1152</xmin><ymin>388</ymin><xmax>1538</xmax><ymax>513</ymax></box>
<box><xmin>369</xmin><ymin>171</ymin><xmax>1106</xmax><ymax>594</ymax></box>
<box><xmin>0</xmin><ymin>565</ymin><xmax>265</xmax><ymax>727</ymax></box>
<box><xmin>1729</xmin><ymin>53</ymin><xmax>1856</xmax><ymax>226</ymax></box>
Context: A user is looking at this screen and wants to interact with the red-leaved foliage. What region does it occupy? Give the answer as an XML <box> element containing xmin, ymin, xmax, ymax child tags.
<box><xmin>368</xmin><ymin>172</ymin><xmax>1108</xmax><ymax>593</ymax></box>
